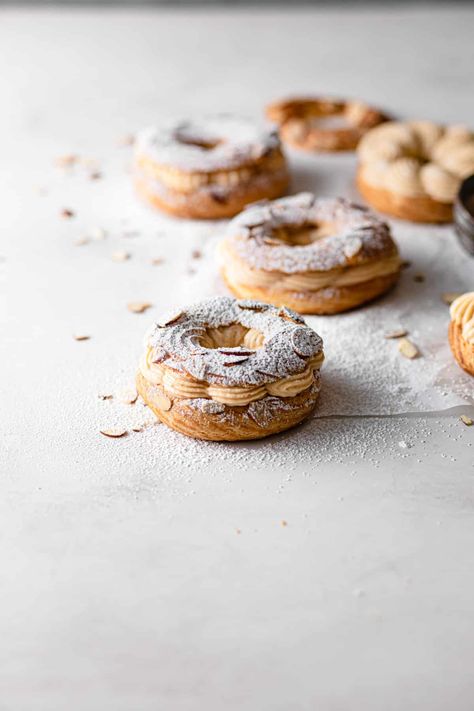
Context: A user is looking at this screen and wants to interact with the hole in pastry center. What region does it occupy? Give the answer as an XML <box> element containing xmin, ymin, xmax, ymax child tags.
<box><xmin>271</xmin><ymin>221</ymin><xmax>338</xmax><ymax>246</ymax></box>
<box><xmin>199</xmin><ymin>324</ymin><xmax>265</xmax><ymax>350</ymax></box>
<box><xmin>175</xmin><ymin>131</ymin><xmax>221</xmax><ymax>151</ymax></box>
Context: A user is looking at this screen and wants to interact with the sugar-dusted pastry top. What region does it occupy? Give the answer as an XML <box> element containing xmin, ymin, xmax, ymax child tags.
<box><xmin>142</xmin><ymin>296</ymin><xmax>323</xmax><ymax>388</ymax></box>
<box><xmin>222</xmin><ymin>192</ymin><xmax>399</xmax><ymax>274</ymax></box>
<box><xmin>450</xmin><ymin>292</ymin><xmax>474</xmax><ymax>344</ymax></box>
<box><xmin>358</xmin><ymin>120</ymin><xmax>474</xmax><ymax>203</ymax></box>
<box><xmin>135</xmin><ymin>116</ymin><xmax>282</xmax><ymax>173</ymax></box>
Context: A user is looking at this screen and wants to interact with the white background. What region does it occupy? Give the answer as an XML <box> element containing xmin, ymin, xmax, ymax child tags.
<box><xmin>1</xmin><ymin>5</ymin><xmax>474</xmax><ymax>710</ymax></box>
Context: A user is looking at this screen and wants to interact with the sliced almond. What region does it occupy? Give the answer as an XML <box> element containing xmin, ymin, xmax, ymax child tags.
<box><xmin>398</xmin><ymin>337</ymin><xmax>420</xmax><ymax>359</ymax></box>
<box><xmin>61</xmin><ymin>208</ymin><xmax>75</xmax><ymax>219</ymax></box>
<box><xmin>442</xmin><ymin>292</ymin><xmax>462</xmax><ymax>305</ymax></box>
<box><xmin>157</xmin><ymin>310</ymin><xmax>184</xmax><ymax>328</ymax></box>
<box><xmin>99</xmin><ymin>428</ymin><xmax>127</xmax><ymax>438</ymax></box>
<box><xmin>384</xmin><ymin>329</ymin><xmax>408</xmax><ymax>339</ymax></box>
<box><xmin>127</xmin><ymin>301</ymin><xmax>152</xmax><ymax>314</ymax></box>
<box><xmin>89</xmin><ymin>171</ymin><xmax>102</xmax><ymax>180</ymax></box>
<box><xmin>460</xmin><ymin>415</ymin><xmax>473</xmax><ymax>426</ymax></box>
<box><xmin>218</xmin><ymin>349</ymin><xmax>255</xmax><ymax>357</ymax></box>
<box><xmin>191</xmin><ymin>249</ymin><xmax>202</xmax><ymax>259</ymax></box>
<box><xmin>223</xmin><ymin>357</ymin><xmax>250</xmax><ymax>367</ymax></box>
<box><xmin>238</xmin><ymin>301</ymin><xmax>267</xmax><ymax>312</ymax></box>
<box><xmin>155</xmin><ymin>392</ymin><xmax>172</xmax><ymax>411</ymax></box>
<box><xmin>131</xmin><ymin>425</ymin><xmax>143</xmax><ymax>433</ymax></box>
<box><xmin>111</xmin><ymin>250</ymin><xmax>130</xmax><ymax>262</ymax></box>
<box><xmin>151</xmin><ymin>257</ymin><xmax>164</xmax><ymax>266</ymax></box>
<box><xmin>74</xmin><ymin>237</ymin><xmax>90</xmax><ymax>246</ymax></box>
<box><xmin>119</xmin><ymin>388</ymin><xmax>138</xmax><ymax>405</ymax></box>
<box><xmin>281</xmin><ymin>520</ymin><xmax>288</xmax><ymax>527</ymax></box>
<box><xmin>55</xmin><ymin>154</ymin><xmax>77</xmax><ymax>168</ymax></box>
<box><xmin>98</xmin><ymin>393</ymin><xmax>113</xmax><ymax>401</ymax></box>
<box><xmin>291</xmin><ymin>328</ymin><xmax>320</xmax><ymax>358</ymax></box>
<box><xmin>118</xmin><ymin>134</ymin><xmax>135</xmax><ymax>147</ymax></box>
<box><xmin>73</xmin><ymin>334</ymin><xmax>90</xmax><ymax>341</ymax></box>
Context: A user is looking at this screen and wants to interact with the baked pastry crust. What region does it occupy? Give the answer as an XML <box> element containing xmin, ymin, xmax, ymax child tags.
<box><xmin>136</xmin><ymin>297</ymin><xmax>324</xmax><ymax>441</ymax></box>
<box><xmin>357</xmin><ymin>121</ymin><xmax>474</xmax><ymax>223</ymax></box>
<box><xmin>449</xmin><ymin>292</ymin><xmax>474</xmax><ymax>376</ymax></box>
<box><xmin>266</xmin><ymin>96</ymin><xmax>388</xmax><ymax>152</ymax></box>
<box><xmin>136</xmin><ymin>371</ymin><xmax>320</xmax><ymax>441</ymax></box>
<box><xmin>219</xmin><ymin>193</ymin><xmax>401</xmax><ymax>315</ymax></box>
<box><xmin>134</xmin><ymin>116</ymin><xmax>289</xmax><ymax>219</ymax></box>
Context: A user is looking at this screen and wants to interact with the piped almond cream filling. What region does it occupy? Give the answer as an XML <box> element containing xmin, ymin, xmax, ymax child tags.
<box><xmin>221</xmin><ymin>243</ymin><xmax>401</xmax><ymax>293</ymax></box>
<box><xmin>140</xmin><ymin>348</ymin><xmax>324</xmax><ymax>406</ymax></box>
<box><xmin>450</xmin><ymin>292</ymin><xmax>474</xmax><ymax>345</ymax></box>
<box><xmin>136</xmin><ymin>151</ymin><xmax>286</xmax><ymax>193</ymax></box>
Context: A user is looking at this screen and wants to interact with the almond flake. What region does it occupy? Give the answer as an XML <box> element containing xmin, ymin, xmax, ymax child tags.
<box><xmin>218</xmin><ymin>349</ymin><xmax>255</xmax><ymax>357</ymax></box>
<box><xmin>343</xmin><ymin>236</ymin><xmax>362</xmax><ymax>259</ymax></box>
<box><xmin>238</xmin><ymin>302</ymin><xmax>268</xmax><ymax>312</ymax></box>
<box><xmin>127</xmin><ymin>301</ymin><xmax>152</xmax><ymax>314</ymax></box>
<box><xmin>73</xmin><ymin>334</ymin><xmax>90</xmax><ymax>341</ymax></box>
<box><xmin>98</xmin><ymin>393</ymin><xmax>113</xmax><ymax>401</ymax></box>
<box><xmin>111</xmin><ymin>250</ymin><xmax>130</xmax><ymax>262</ymax></box>
<box><xmin>119</xmin><ymin>388</ymin><xmax>138</xmax><ymax>405</ymax></box>
<box><xmin>442</xmin><ymin>292</ymin><xmax>462</xmax><ymax>305</ymax></box>
<box><xmin>398</xmin><ymin>337</ymin><xmax>420</xmax><ymax>359</ymax></box>
<box><xmin>89</xmin><ymin>171</ymin><xmax>102</xmax><ymax>181</ymax></box>
<box><xmin>118</xmin><ymin>134</ymin><xmax>135</xmax><ymax>147</ymax></box>
<box><xmin>223</xmin><ymin>357</ymin><xmax>250</xmax><ymax>367</ymax></box>
<box><xmin>281</xmin><ymin>520</ymin><xmax>288</xmax><ymax>527</ymax></box>
<box><xmin>61</xmin><ymin>208</ymin><xmax>75</xmax><ymax>219</ymax></box>
<box><xmin>460</xmin><ymin>415</ymin><xmax>473</xmax><ymax>426</ymax></box>
<box><xmin>384</xmin><ymin>329</ymin><xmax>408</xmax><ymax>339</ymax></box>
<box><xmin>151</xmin><ymin>257</ymin><xmax>164</xmax><ymax>266</ymax></box>
<box><xmin>156</xmin><ymin>392</ymin><xmax>172</xmax><ymax>411</ymax></box>
<box><xmin>99</xmin><ymin>428</ymin><xmax>127</xmax><ymax>438</ymax></box>
<box><xmin>74</xmin><ymin>237</ymin><xmax>90</xmax><ymax>246</ymax></box>
<box><xmin>131</xmin><ymin>425</ymin><xmax>143</xmax><ymax>432</ymax></box>
<box><xmin>55</xmin><ymin>154</ymin><xmax>77</xmax><ymax>168</ymax></box>
<box><xmin>191</xmin><ymin>250</ymin><xmax>202</xmax><ymax>259</ymax></box>
<box><xmin>157</xmin><ymin>310</ymin><xmax>184</xmax><ymax>328</ymax></box>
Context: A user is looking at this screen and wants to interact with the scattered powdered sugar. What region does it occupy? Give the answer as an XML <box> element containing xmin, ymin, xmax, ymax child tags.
<box><xmin>136</xmin><ymin>115</ymin><xmax>281</xmax><ymax>172</ymax></box>
<box><xmin>145</xmin><ymin>296</ymin><xmax>323</xmax><ymax>387</ymax></box>
<box><xmin>225</xmin><ymin>193</ymin><xmax>397</xmax><ymax>273</ymax></box>
<box><xmin>182</xmin><ymin>219</ymin><xmax>473</xmax><ymax>417</ymax></box>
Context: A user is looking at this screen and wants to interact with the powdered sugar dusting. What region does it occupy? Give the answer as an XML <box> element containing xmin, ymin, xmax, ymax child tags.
<box><xmin>225</xmin><ymin>193</ymin><xmax>398</xmax><ymax>273</ymax></box>
<box><xmin>145</xmin><ymin>296</ymin><xmax>323</xmax><ymax>386</ymax></box>
<box><xmin>136</xmin><ymin>116</ymin><xmax>281</xmax><ymax>172</ymax></box>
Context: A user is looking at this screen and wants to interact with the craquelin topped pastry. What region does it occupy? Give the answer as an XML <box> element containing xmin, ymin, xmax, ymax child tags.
<box><xmin>136</xmin><ymin>296</ymin><xmax>324</xmax><ymax>441</ymax></box>
<box><xmin>219</xmin><ymin>193</ymin><xmax>401</xmax><ymax>314</ymax></box>
<box><xmin>357</xmin><ymin>121</ymin><xmax>474</xmax><ymax>222</ymax></box>
<box><xmin>266</xmin><ymin>96</ymin><xmax>389</xmax><ymax>152</ymax></box>
<box><xmin>134</xmin><ymin>116</ymin><xmax>289</xmax><ymax>219</ymax></box>
<box><xmin>449</xmin><ymin>292</ymin><xmax>474</xmax><ymax>376</ymax></box>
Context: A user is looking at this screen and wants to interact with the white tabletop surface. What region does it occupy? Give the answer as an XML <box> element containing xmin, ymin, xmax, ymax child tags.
<box><xmin>1</xmin><ymin>4</ymin><xmax>474</xmax><ymax>710</ymax></box>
